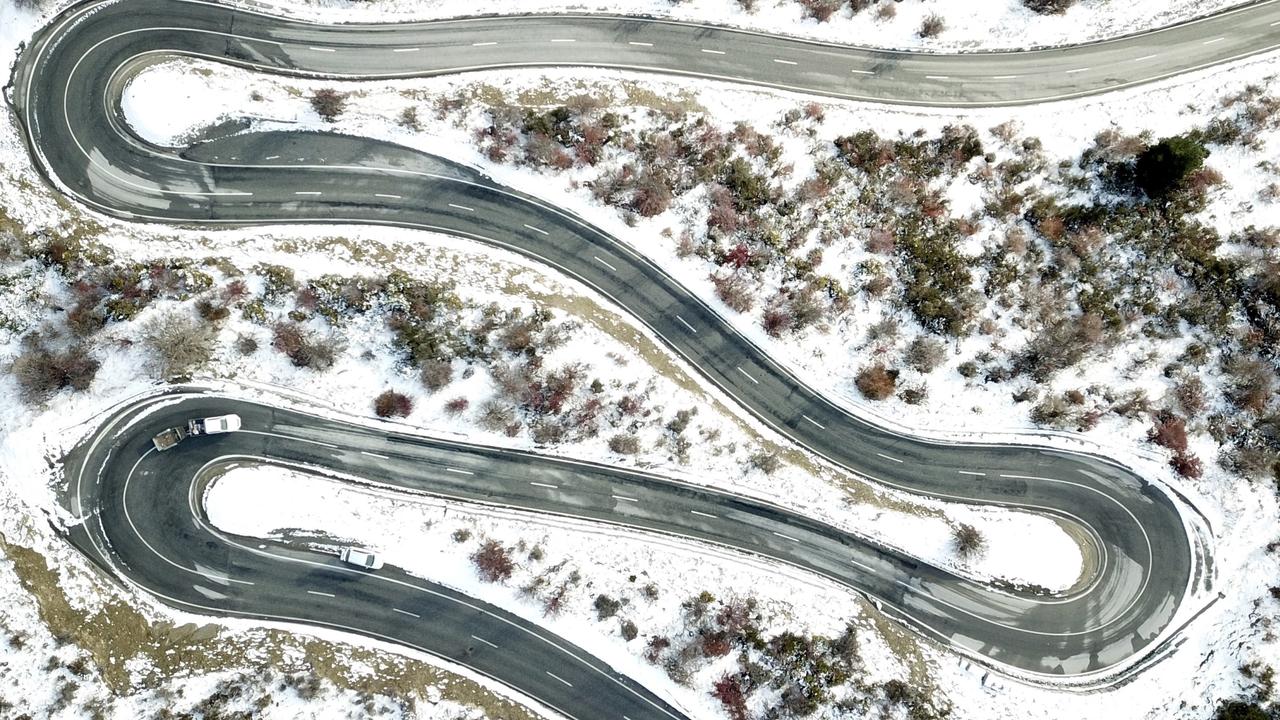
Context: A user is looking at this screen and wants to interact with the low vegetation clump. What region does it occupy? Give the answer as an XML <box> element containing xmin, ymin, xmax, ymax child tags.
<box><xmin>372</xmin><ymin>390</ymin><xmax>413</xmax><ymax>418</ymax></box>
<box><xmin>951</xmin><ymin>523</ymin><xmax>985</xmax><ymax>559</ymax></box>
<box><xmin>310</xmin><ymin>88</ymin><xmax>347</xmax><ymax>122</ymax></box>
<box><xmin>471</xmin><ymin>539</ymin><xmax>515</xmax><ymax>583</ymax></box>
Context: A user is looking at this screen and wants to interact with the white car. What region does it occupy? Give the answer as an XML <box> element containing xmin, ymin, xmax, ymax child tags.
<box><xmin>198</xmin><ymin>414</ymin><xmax>242</xmax><ymax>434</ymax></box>
<box><xmin>339</xmin><ymin>547</ymin><xmax>384</xmax><ymax>570</ymax></box>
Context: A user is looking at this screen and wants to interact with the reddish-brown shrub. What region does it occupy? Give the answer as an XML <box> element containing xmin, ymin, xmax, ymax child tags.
<box><xmin>373</xmin><ymin>390</ymin><xmax>413</xmax><ymax>418</ymax></box>
<box><xmin>856</xmin><ymin>363</ymin><xmax>898</xmax><ymax>401</ymax></box>
<box><xmin>700</xmin><ymin>631</ymin><xmax>733</xmax><ymax>658</ymax></box>
<box><xmin>1148</xmin><ymin>413</ymin><xmax>1189</xmax><ymax>454</ymax></box>
<box><xmin>644</xmin><ymin>635</ymin><xmax>671</xmax><ymax>663</ymax></box>
<box><xmin>1170</xmin><ymin>451</ymin><xmax>1204</xmax><ymax>479</ymax></box>
<box><xmin>711</xmin><ymin>272</ymin><xmax>756</xmax><ymax>313</ymax></box>
<box><xmin>310</xmin><ymin>88</ymin><xmax>347</xmax><ymax>122</ymax></box>
<box><xmin>444</xmin><ymin>397</ymin><xmax>469</xmax><ymax>415</ymax></box>
<box><xmin>471</xmin><ymin>540</ymin><xmax>515</xmax><ymax>583</ymax></box>
<box><xmin>712</xmin><ymin>675</ymin><xmax>749</xmax><ymax>720</ymax></box>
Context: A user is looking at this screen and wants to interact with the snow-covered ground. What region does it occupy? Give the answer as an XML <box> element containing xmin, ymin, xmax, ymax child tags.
<box><xmin>235</xmin><ymin>0</ymin><xmax>1249</xmax><ymax>52</ymax></box>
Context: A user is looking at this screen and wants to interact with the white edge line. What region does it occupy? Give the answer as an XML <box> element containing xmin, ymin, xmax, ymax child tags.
<box><xmin>393</xmin><ymin>608</ymin><xmax>420</xmax><ymax>617</ymax></box>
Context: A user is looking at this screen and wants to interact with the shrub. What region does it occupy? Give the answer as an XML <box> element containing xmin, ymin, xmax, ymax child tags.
<box><xmin>711</xmin><ymin>272</ymin><xmax>756</xmax><ymax>313</ymax></box>
<box><xmin>12</xmin><ymin>344</ymin><xmax>99</xmax><ymax>402</ymax></box>
<box><xmin>420</xmin><ymin>358</ymin><xmax>454</xmax><ymax>391</ymax></box>
<box><xmin>1148</xmin><ymin>413</ymin><xmax>1190</xmax><ymax>454</ymax></box>
<box><xmin>1022</xmin><ymin>0</ymin><xmax>1075</xmax><ymax>13</ymax></box>
<box><xmin>593</xmin><ymin>594</ymin><xmax>622</xmax><ymax>620</ymax></box>
<box><xmin>749</xmin><ymin>450</ymin><xmax>782</xmax><ymax>474</ymax></box>
<box><xmin>608</xmin><ymin>433</ymin><xmax>642</xmax><ymax>455</ymax></box>
<box><xmin>856</xmin><ymin>364</ymin><xmax>898</xmax><ymax>401</ymax></box>
<box><xmin>398</xmin><ymin>105</ymin><xmax>421</xmax><ymax>131</ymax></box>
<box><xmin>451</xmin><ymin>528</ymin><xmax>472</xmax><ymax>543</ymax></box>
<box><xmin>471</xmin><ymin>540</ymin><xmax>515</xmax><ymax>582</ymax></box>
<box><xmin>311</xmin><ymin>88</ymin><xmax>347</xmax><ymax>122</ymax></box>
<box><xmin>620</xmin><ymin>619</ymin><xmax>639</xmax><ymax>641</ymax></box>
<box><xmin>1214</xmin><ymin>701</ymin><xmax>1270</xmax><ymax>720</ymax></box>
<box><xmin>272</xmin><ymin>322</ymin><xmax>341</xmax><ymax>370</ymax></box>
<box><xmin>712</xmin><ymin>675</ymin><xmax>749</xmax><ymax>720</ymax></box>
<box><xmin>905</xmin><ymin>336</ymin><xmax>947</xmax><ymax>373</ymax></box>
<box><xmin>143</xmin><ymin>310</ymin><xmax>217</xmax><ymax>378</ymax></box>
<box><xmin>1170</xmin><ymin>451</ymin><xmax>1204</xmax><ymax>479</ymax></box>
<box><xmin>631</xmin><ymin>171</ymin><xmax>673</xmax><ymax>217</ymax></box>
<box><xmin>444</xmin><ymin>397</ymin><xmax>469</xmax><ymax>415</ymax></box>
<box><xmin>1135</xmin><ymin>135</ymin><xmax>1209</xmax><ymax>198</ymax></box>
<box><xmin>952</xmin><ymin>523</ymin><xmax>985</xmax><ymax>558</ymax></box>
<box><xmin>918</xmin><ymin>14</ymin><xmax>946</xmax><ymax>38</ymax></box>
<box><xmin>799</xmin><ymin>0</ymin><xmax>842</xmax><ymax>22</ymax></box>
<box><xmin>373</xmin><ymin>390</ymin><xmax>413</xmax><ymax>418</ymax></box>
<box><xmin>234</xmin><ymin>334</ymin><xmax>258</xmax><ymax>355</ymax></box>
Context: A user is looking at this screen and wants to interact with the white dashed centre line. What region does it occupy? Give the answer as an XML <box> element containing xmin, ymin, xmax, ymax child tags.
<box><xmin>772</xmin><ymin>531</ymin><xmax>801</xmax><ymax>543</ymax></box>
<box><xmin>850</xmin><ymin>69</ymin><xmax>875</xmax><ymax>75</ymax></box>
<box><xmin>294</xmin><ymin>191</ymin><xmax>322</xmax><ymax>196</ymax></box>
<box><xmin>594</xmin><ymin>256</ymin><xmax>618</xmax><ymax>272</ymax></box>
<box><xmin>309</xmin><ymin>46</ymin><xmax>335</xmax><ymax>52</ymax></box>
<box><xmin>447</xmin><ymin>202</ymin><xmax>474</xmax><ymax>212</ymax></box>
<box><xmin>990</xmin><ymin>75</ymin><xmax>1018</xmax><ymax>80</ymax></box>
<box><xmin>530</xmin><ymin>481</ymin><xmax>559</xmax><ymax>489</ymax></box>
<box><xmin>736</xmin><ymin>366</ymin><xmax>760</xmax><ymax>385</ymax></box>
<box><xmin>471</xmin><ymin>41</ymin><xmax>497</xmax><ymax>47</ymax></box>
<box><xmin>1133</xmin><ymin>53</ymin><xmax>1158</xmax><ymax>61</ymax></box>
<box><xmin>876</xmin><ymin>452</ymin><xmax>904</xmax><ymax>464</ymax></box>
<box><xmin>700</xmin><ymin>48</ymin><xmax>726</xmax><ymax>55</ymax></box>
<box><xmin>1203</xmin><ymin>37</ymin><xmax>1226</xmax><ymax>44</ymax></box>
<box><xmin>393</xmin><ymin>608</ymin><xmax>420</xmax><ymax>618</ymax></box>
<box><xmin>546</xmin><ymin>671</ymin><xmax>573</xmax><ymax>687</ymax></box>
<box><xmin>374</xmin><ymin>193</ymin><xmax>401</xmax><ymax>199</ymax></box>
<box><xmin>1065</xmin><ymin>67</ymin><xmax>1090</xmax><ymax>74</ymax></box>
<box><xmin>802</xmin><ymin>414</ymin><xmax>826</xmax><ymax>430</ymax></box>
<box><xmin>772</xmin><ymin>58</ymin><xmax>798</xmax><ymax>65</ymax></box>
<box><xmin>612</xmin><ymin>494</ymin><xmax>639</xmax><ymax>503</ymax></box>
<box><xmin>628</xmin><ymin>41</ymin><xmax>653</xmax><ymax>46</ymax></box>
<box><xmin>550</xmin><ymin>38</ymin><xmax>576</xmax><ymax>43</ymax></box>
<box><xmin>307</xmin><ymin>590</ymin><xmax>335</xmax><ymax>597</ymax></box>
<box><xmin>958</xmin><ymin>470</ymin><xmax>986</xmax><ymax>477</ymax></box>
<box><xmin>360</xmin><ymin>451</ymin><xmax>389</xmax><ymax>459</ymax></box>
<box><xmin>264</xmin><ymin>155</ymin><xmax>280</xmax><ymax>160</ymax></box>
<box><xmin>676</xmin><ymin>315</ymin><xmax>698</xmax><ymax>333</ymax></box>
<box><xmin>472</xmin><ymin>634</ymin><xmax>499</xmax><ymax>648</ymax></box>
<box><xmin>925</xmin><ymin>75</ymin><xmax>949</xmax><ymax>80</ymax></box>
<box><xmin>445</xmin><ymin>467</ymin><xmax>474</xmax><ymax>476</ymax></box>
<box><xmin>690</xmin><ymin>510</ymin><xmax>717</xmax><ymax>519</ymax></box>
<box><xmin>523</xmin><ymin>223</ymin><xmax>549</xmax><ymax>235</ymax></box>
<box><xmin>393</xmin><ymin>47</ymin><xmax>420</xmax><ymax>52</ymax></box>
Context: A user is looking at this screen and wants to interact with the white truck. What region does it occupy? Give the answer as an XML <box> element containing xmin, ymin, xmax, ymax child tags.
<box><xmin>152</xmin><ymin>414</ymin><xmax>242</xmax><ymax>451</ymax></box>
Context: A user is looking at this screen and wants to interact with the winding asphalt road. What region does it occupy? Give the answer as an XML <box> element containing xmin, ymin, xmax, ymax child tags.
<box><xmin>9</xmin><ymin>0</ymin><xmax>1249</xmax><ymax>712</ymax></box>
